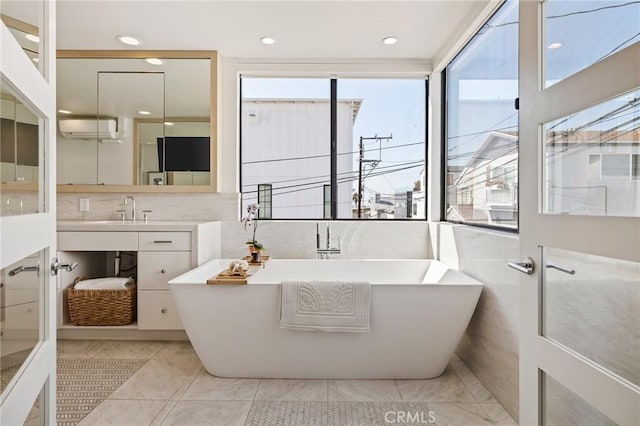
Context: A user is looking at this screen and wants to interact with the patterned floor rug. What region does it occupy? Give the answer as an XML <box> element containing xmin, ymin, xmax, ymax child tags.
<box><xmin>56</xmin><ymin>358</ymin><xmax>146</xmax><ymax>426</ymax></box>
<box><xmin>245</xmin><ymin>401</ymin><xmax>434</xmax><ymax>426</ymax></box>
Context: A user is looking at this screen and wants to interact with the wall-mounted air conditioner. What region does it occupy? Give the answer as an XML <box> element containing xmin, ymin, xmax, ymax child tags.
<box><xmin>58</xmin><ymin>119</ymin><xmax>122</xmax><ymax>141</ymax></box>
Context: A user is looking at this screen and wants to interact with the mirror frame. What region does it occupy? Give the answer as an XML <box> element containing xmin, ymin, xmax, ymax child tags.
<box><xmin>56</xmin><ymin>50</ymin><xmax>218</xmax><ymax>193</ymax></box>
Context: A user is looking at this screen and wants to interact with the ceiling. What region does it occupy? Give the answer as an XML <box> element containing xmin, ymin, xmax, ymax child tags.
<box><xmin>53</xmin><ymin>1</ymin><xmax>485</xmax><ymax>59</ymax></box>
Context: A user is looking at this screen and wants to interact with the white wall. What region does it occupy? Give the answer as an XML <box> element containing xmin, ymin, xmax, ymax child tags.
<box><xmin>430</xmin><ymin>221</ymin><xmax>520</xmax><ymax>419</ymax></box>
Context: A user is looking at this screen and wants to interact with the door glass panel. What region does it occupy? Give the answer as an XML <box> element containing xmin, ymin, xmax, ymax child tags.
<box><xmin>542</xmin><ymin>247</ymin><xmax>640</xmax><ymax>386</ymax></box>
<box><xmin>1</xmin><ymin>79</ymin><xmax>44</xmax><ymax>216</ymax></box>
<box><xmin>0</xmin><ymin>1</ymin><xmax>44</xmax><ymax>75</ymax></box>
<box><xmin>544</xmin><ymin>0</ymin><xmax>640</xmax><ymax>88</ymax></box>
<box><xmin>0</xmin><ymin>249</ymin><xmax>44</xmax><ymax>396</ymax></box>
<box><xmin>542</xmin><ymin>372</ymin><xmax>616</xmax><ymax>425</ymax></box>
<box><xmin>543</xmin><ymin>88</ymin><xmax>640</xmax><ymax>217</ymax></box>
<box><xmin>24</xmin><ymin>384</ymin><xmax>44</xmax><ymax>426</ymax></box>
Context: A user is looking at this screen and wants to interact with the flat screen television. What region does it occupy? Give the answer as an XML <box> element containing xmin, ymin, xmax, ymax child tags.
<box><xmin>156</xmin><ymin>136</ymin><xmax>210</xmax><ymax>172</ymax></box>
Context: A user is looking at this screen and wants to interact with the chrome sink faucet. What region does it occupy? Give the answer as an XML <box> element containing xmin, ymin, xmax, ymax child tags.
<box><xmin>316</xmin><ymin>222</ymin><xmax>341</xmax><ymax>259</ymax></box>
<box><xmin>123</xmin><ymin>195</ymin><xmax>136</xmax><ymax>222</ymax></box>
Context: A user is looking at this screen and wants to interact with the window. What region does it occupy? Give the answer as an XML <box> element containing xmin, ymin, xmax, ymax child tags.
<box><xmin>444</xmin><ymin>0</ymin><xmax>519</xmax><ymax>229</ymax></box>
<box><xmin>257</xmin><ymin>184</ymin><xmax>272</xmax><ymax>218</ymax></box>
<box><xmin>633</xmin><ymin>154</ymin><xmax>640</xmax><ymax>179</ymax></box>
<box><xmin>241</xmin><ymin>78</ymin><xmax>330</xmax><ymax>219</ymax></box>
<box><xmin>336</xmin><ymin>79</ymin><xmax>426</xmax><ymax>220</ymax></box>
<box><xmin>241</xmin><ymin>77</ymin><xmax>426</xmax><ymax>220</ymax></box>
<box><xmin>602</xmin><ymin>154</ymin><xmax>631</xmax><ymax>179</ymax></box>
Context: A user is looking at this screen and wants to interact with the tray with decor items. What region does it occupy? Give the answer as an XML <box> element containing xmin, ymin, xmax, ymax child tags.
<box><xmin>207</xmin><ymin>258</ymin><xmax>268</xmax><ymax>285</ymax></box>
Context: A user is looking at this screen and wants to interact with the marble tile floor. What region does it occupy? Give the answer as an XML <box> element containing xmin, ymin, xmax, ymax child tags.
<box><xmin>56</xmin><ymin>339</ymin><xmax>517</xmax><ymax>426</ymax></box>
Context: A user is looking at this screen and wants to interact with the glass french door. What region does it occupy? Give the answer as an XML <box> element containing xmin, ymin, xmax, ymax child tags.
<box><xmin>518</xmin><ymin>1</ymin><xmax>639</xmax><ymax>425</ymax></box>
<box><xmin>0</xmin><ymin>1</ymin><xmax>57</xmax><ymax>424</ymax></box>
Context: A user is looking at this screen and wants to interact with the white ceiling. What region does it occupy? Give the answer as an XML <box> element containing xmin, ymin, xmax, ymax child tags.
<box><xmin>55</xmin><ymin>0</ymin><xmax>485</xmax><ymax>59</ymax></box>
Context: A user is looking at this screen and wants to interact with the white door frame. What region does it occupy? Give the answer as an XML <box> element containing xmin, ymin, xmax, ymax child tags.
<box><xmin>518</xmin><ymin>1</ymin><xmax>640</xmax><ymax>425</ymax></box>
<box><xmin>0</xmin><ymin>1</ymin><xmax>57</xmax><ymax>424</ymax></box>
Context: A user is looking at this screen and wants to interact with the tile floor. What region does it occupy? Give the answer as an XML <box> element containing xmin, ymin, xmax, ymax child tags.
<box><xmin>56</xmin><ymin>339</ymin><xmax>517</xmax><ymax>426</ymax></box>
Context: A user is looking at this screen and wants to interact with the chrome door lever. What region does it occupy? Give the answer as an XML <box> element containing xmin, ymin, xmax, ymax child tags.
<box><xmin>8</xmin><ymin>264</ymin><xmax>40</xmax><ymax>276</ymax></box>
<box><xmin>50</xmin><ymin>258</ymin><xmax>78</xmax><ymax>276</ymax></box>
<box><xmin>546</xmin><ymin>262</ymin><xmax>575</xmax><ymax>275</ymax></box>
<box><xmin>508</xmin><ymin>257</ymin><xmax>535</xmax><ymax>275</ymax></box>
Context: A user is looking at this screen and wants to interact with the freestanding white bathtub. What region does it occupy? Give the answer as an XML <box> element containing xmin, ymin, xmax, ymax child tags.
<box><xmin>169</xmin><ymin>259</ymin><xmax>482</xmax><ymax>379</ymax></box>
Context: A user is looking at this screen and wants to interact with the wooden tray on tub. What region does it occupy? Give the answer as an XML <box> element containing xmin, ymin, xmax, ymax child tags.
<box><xmin>207</xmin><ymin>258</ymin><xmax>268</xmax><ymax>285</ymax></box>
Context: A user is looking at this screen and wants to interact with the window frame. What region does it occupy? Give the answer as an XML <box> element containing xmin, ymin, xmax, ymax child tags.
<box><xmin>239</xmin><ymin>75</ymin><xmax>429</xmax><ymax>221</ymax></box>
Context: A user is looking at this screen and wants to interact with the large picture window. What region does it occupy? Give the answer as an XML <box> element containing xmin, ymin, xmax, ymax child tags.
<box><xmin>241</xmin><ymin>77</ymin><xmax>426</xmax><ymax>220</ymax></box>
<box><xmin>444</xmin><ymin>0</ymin><xmax>519</xmax><ymax>230</ymax></box>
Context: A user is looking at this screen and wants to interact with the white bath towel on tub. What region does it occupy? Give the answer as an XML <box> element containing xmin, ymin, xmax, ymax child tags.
<box><xmin>280</xmin><ymin>281</ymin><xmax>370</xmax><ymax>332</ymax></box>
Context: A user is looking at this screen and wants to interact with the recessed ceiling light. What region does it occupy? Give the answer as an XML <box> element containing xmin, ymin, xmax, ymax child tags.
<box><xmin>260</xmin><ymin>36</ymin><xmax>275</xmax><ymax>45</ymax></box>
<box><xmin>145</xmin><ymin>58</ymin><xmax>164</xmax><ymax>66</ymax></box>
<box><xmin>58</xmin><ymin>109</ymin><xmax>72</xmax><ymax>114</ymax></box>
<box><xmin>25</xmin><ymin>33</ymin><xmax>39</xmax><ymax>43</ymax></box>
<box><xmin>138</xmin><ymin>110</ymin><xmax>151</xmax><ymax>115</ymax></box>
<box><xmin>382</xmin><ymin>36</ymin><xmax>398</xmax><ymax>45</ymax></box>
<box><xmin>32</xmin><ymin>57</ymin><xmax>39</xmax><ymax>63</ymax></box>
<box><xmin>548</xmin><ymin>42</ymin><xmax>562</xmax><ymax>50</ymax></box>
<box><xmin>164</xmin><ymin>122</ymin><xmax>174</xmax><ymax>126</ymax></box>
<box><xmin>116</xmin><ymin>35</ymin><xmax>143</xmax><ymax>46</ymax></box>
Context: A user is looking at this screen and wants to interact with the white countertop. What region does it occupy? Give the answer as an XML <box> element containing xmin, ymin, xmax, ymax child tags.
<box><xmin>57</xmin><ymin>220</ymin><xmax>218</xmax><ymax>232</ymax></box>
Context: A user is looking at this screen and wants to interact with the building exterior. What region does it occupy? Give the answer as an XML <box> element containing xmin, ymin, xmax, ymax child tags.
<box><xmin>241</xmin><ymin>98</ymin><xmax>361</xmax><ymax>219</ymax></box>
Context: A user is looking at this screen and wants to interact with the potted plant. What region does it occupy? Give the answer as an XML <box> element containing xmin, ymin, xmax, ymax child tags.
<box><xmin>242</xmin><ymin>203</ymin><xmax>265</xmax><ymax>261</ymax></box>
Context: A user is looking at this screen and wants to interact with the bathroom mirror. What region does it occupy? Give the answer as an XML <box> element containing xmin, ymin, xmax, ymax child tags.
<box><xmin>0</xmin><ymin>80</ymin><xmax>43</xmax><ymax>216</ymax></box>
<box><xmin>56</xmin><ymin>51</ymin><xmax>217</xmax><ymax>192</ymax></box>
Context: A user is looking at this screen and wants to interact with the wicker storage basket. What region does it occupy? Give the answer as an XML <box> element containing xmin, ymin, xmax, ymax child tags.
<box><xmin>67</xmin><ymin>283</ymin><xmax>136</xmax><ymax>326</ymax></box>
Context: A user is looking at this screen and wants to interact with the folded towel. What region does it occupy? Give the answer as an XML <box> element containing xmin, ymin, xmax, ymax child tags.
<box><xmin>280</xmin><ymin>281</ymin><xmax>370</xmax><ymax>332</ymax></box>
<box><xmin>74</xmin><ymin>277</ymin><xmax>135</xmax><ymax>290</ymax></box>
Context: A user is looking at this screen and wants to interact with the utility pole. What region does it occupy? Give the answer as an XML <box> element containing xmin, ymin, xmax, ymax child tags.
<box><xmin>357</xmin><ymin>134</ymin><xmax>393</xmax><ymax>218</ymax></box>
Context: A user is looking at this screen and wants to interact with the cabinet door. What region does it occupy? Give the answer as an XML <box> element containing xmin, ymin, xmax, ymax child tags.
<box><xmin>138</xmin><ymin>251</ymin><xmax>192</xmax><ymax>290</ymax></box>
<box><xmin>138</xmin><ymin>290</ymin><xmax>183</xmax><ymax>330</ymax></box>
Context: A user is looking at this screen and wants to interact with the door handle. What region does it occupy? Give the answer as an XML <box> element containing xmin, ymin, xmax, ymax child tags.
<box><xmin>508</xmin><ymin>257</ymin><xmax>535</xmax><ymax>275</ymax></box>
<box><xmin>51</xmin><ymin>258</ymin><xmax>78</xmax><ymax>276</ymax></box>
<box><xmin>546</xmin><ymin>262</ymin><xmax>575</xmax><ymax>275</ymax></box>
<box><xmin>8</xmin><ymin>264</ymin><xmax>40</xmax><ymax>276</ymax></box>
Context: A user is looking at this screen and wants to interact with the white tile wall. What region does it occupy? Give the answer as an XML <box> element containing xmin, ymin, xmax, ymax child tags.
<box><xmin>430</xmin><ymin>222</ymin><xmax>520</xmax><ymax>421</ymax></box>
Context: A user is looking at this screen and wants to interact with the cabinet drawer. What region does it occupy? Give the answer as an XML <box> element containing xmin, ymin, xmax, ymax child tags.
<box><xmin>138</xmin><ymin>232</ymin><xmax>191</xmax><ymax>251</ymax></box>
<box><xmin>138</xmin><ymin>252</ymin><xmax>192</xmax><ymax>290</ymax></box>
<box><xmin>58</xmin><ymin>232</ymin><xmax>138</xmax><ymax>251</ymax></box>
<box><xmin>137</xmin><ymin>290</ymin><xmax>183</xmax><ymax>330</ymax></box>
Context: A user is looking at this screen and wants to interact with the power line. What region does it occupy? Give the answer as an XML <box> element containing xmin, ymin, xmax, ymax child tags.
<box><xmin>241</xmin><ymin>141</ymin><xmax>423</xmax><ymax>165</ymax></box>
<box><xmin>243</xmin><ymin>163</ymin><xmax>423</xmax><ymax>202</ymax></box>
<box><xmin>242</xmin><ymin>160</ymin><xmax>423</xmax><ymax>192</ymax></box>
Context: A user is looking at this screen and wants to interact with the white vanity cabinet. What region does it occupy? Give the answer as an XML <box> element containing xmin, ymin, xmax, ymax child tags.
<box><xmin>56</xmin><ymin>221</ymin><xmax>221</xmax><ymax>334</ymax></box>
<box><xmin>137</xmin><ymin>232</ymin><xmax>192</xmax><ymax>330</ymax></box>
